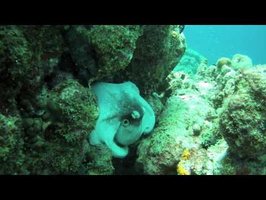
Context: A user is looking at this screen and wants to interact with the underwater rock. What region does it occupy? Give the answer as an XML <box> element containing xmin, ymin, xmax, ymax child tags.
<box><xmin>88</xmin><ymin>26</ymin><xmax>142</xmax><ymax>80</ymax></box>
<box><xmin>36</xmin><ymin>80</ymin><xmax>99</xmax><ymax>174</ymax></box>
<box><xmin>65</xmin><ymin>25</ymin><xmax>143</xmax><ymax>83</ymax></box>
<box><xmin>0</xmin><ymin>26</ymin><xmax>34</xmax><ymax>114</ymax></box>
<box><xmin>195</xmin><ymin>63</ymin><xmax>218</xmax><ymax>83</ymax></box>
<box><xmin>195</xmin><ymin>57</ymin><xmax>238</xmax><ymax>109</ymax></box>
<box><xmin>0</xmin><ymin>25</ymin><xmax>66</xmax><ymax>114</ymax></box>
<box><xmin>0</xmin><ymin>25</ymin><xmax>87</xmax><ymax>174</ymax></box>
<box><xmin>6</xmin><ymin>25</ymin><xmax>65</xmax><ymax>89</ymax></box>
<box><xmin>186</xmin><ymin>57</ymin><xmax>266</xmax><ymax>173</ymax></box>
<box><xmin>0</xmin><ymin>26</ymin><xmax>32</xmax><ymax>83</ymax></box>
<box><xmin>161</xmin><ymin>71</ymin><xmax>194</xmax><ymax>101</ymax></box>
<box><xmin>214</xmin><ymin>147</ymin><xmax>266</xmax><ymax>175</ymax></box>
<box><xmin>64</xmin><ymin>26</ymin><xmax>98</xmax><ymax>84</ymax></box>
<box><xmin>114</xmin><ymin>25</ymin><xmax>186</xmax><ymax>95</ymax></box>
<box><xmin>44</xmin><ymin>79</ymin><xmax>99</xmax><ymax>140</ymax></box>
<box><xmin>12</xmin><ymin>79</ymin><xmax>99</xmax><ymax>174</ymax></box>
<box><xmin>219</xmin><ymin>65</ymin><xmax>266</xmax><ymax>158</ymax></box>
<box><xmin>84</xmin><ymin>141</ymin><xmax>114</xmax><ymax>175</ymax></box>
<box><xmin>136</xmin><ymin>54</ymin><xmax>266</xmax><ymax>175</ymax></box>
<box><xmin>176</xmin><ymin>139</ymin><xmax>228</xmax><ymax>175</ymax></box>
<box><xmin>0</xmin><ymin>25</ymin><xmax>187</xmax><ymax>174</ymax></box>
<box><xmin>145</xmin><ymin>92</ymin><xmax>164</xmax><ymax>119</ymax></box>
<box><xmin>0</xmin><ymin>113</ymin><xmax>26</xmax><ymax>174</ymax></box>
<box><xmin>136</xmin><ymin>75</ymin><xmax>223</xmax><ymax>174</ymax></box>
<box><xmin>65</xmin><ymin>25</ymin><xmax>186</xmax><ymax>96</ymax></box>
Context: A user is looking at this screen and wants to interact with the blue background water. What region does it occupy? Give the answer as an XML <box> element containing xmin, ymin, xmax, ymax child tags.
<box><xmin>184</xmin><ymin>25</ymin><xmax>266</xmax><ymax>65</ymax></box>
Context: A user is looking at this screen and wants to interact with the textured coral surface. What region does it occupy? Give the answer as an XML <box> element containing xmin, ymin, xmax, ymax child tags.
<box><xmin>0</xmin><ymin>25</ymin><xmax>186</xmax><ymax>174</ymax></box>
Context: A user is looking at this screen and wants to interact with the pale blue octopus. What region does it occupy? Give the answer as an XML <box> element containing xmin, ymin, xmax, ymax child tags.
<box><xmin>89</xmin><ymin>81</ymin><xmax>155</xmax><ymax>158</ymax></box>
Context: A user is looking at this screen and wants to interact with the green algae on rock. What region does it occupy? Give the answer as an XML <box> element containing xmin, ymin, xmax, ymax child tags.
<box><xmin>0</xmin><ymin>25</ymin><xmax>187</xmax><ymax>174</ymax></box>
<box><xmin>65</xmin><ymin>25</ymin><xmax>186</xmax><ymax>96</ymax></box>
<box><xmin>136</xmin><ymin>72</ymin><xmax>225</xmax><ymax>175</ymax></box>
<box><xmin>115</xmin><ymin>25</ymin><xmax>186</xmax><ymax>96</ymax></box>
<box><xmin>65</xmin><ymin>25</ymin><xmax>143</xmax><ymax>83</ymax></box>
<box><xmin>0</xmin><ymin>114</ymin><xmax>26</xmax><ymax>174</ymax></box>
<box><xmin>22</xmin><ymin>80</ymin><xmax>99</xmax><ymax>174</ymax></box>
<box><xmin>219</xmin><ymin>65</ymin><xmax>266</xmax><ymax>159</ymax></box>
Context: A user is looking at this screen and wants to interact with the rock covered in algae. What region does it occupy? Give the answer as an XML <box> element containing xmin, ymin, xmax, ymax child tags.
<box><xmin>136</xmin><ymin>51</ymin><xmax>266</xmax><ymax>175</ymax></box>
<box><xmin>219</xmin><ymin>65</ymin><xmax>266</xmax><ymax>158</ymax></box>
<box><xmin>65</xmin><ymin>25</ymin><xmax>186</xmax><ymax>96</ymax></box>
<box><xmin>1</xmin><ymin>71</ymin><xmax>100</xmax><ymax>174</ymax></box>
<box><xmin>114</xmin><ymin>25</ymin><xmax>186</xmax><ymax>95</ymax></box>
<box><xmin>217</xmin><ymin>150</ymin><xmax>266</xmax><ymax>175</ymax></box>
<box><xmin>0</xmin><ymin>25</ymin><xmax>186</xmax><ymax>174</ymax></box>
<box><xmin>65</xmin><ymin>25</ymin><xmax>143</xmax><ymax>83</ymax></box>
<box><xmin>0</xmin><ymin>25</ymin><xmax>66</xmax><ymax>115</ymax></box>
<box><xmin>85</xmin><ymin>144</ymin><xmax>114</xmax><ymax>175</ymax></box>
<box><xmin>16</xmin><ymin>79</ymin><xmax>100</xmax><ymax>174</ymax></box>
<box><xmin>136</xmin><ymin>71</ymin><xmax>227</xmax><ymax>175</ymax></box>
<box><xmin>0</xmin><ymin>114</ymin><xmax>26</xmax><ymax>174</ymax></box>
<box><xmin>193</xmin><ymin>55</ymin><xmax>266</xmax><ymax>174</ymax></box>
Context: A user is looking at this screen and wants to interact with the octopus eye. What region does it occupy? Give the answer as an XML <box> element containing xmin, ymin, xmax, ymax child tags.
<box><xmin>122</xmin><ymin>119</ymin><xmax>130</xmax><ymax>126</ymax></box>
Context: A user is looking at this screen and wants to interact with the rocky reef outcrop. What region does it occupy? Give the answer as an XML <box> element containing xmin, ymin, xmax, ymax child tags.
<box><xmin>0</xmin><ymin>25</ymin><xmax>186</xmax><ymax>174</ymax></box>
<box><xmin>136</xmin><ymin>53</ymin><xmax>266</xmax><ymax>175</ymax></box>
<box><xmin>136</xmin><ymin>70</ymin><xmax>226</xmax><ymax>175</ymax></box>
<box><xmin>219</xmin><ymin>66</ymin><xmax>266</xmax><ymax>158</ymax></box>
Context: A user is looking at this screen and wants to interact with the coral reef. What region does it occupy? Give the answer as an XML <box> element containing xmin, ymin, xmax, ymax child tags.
<box><xmin>18</xmin><ymin>79</ymin><xmax>99</xmax><ymax>174</ymax></box>
<box><xmin>0</xmin><ymin>114</ymin><xmax>25</xmax><ymax>174</ymax></box>
<box><xmin>114</xmin><ymin>25</ymin><xmax>186</xmax><ymax>95</ymax></box>
<box><xmin>219</xmin><ymin>65</ymin><xmax>266</xmax><ymax>159</ymax></box>
<box><xmin>136</xmin><ymin>52</ymin><xmax>266</xmax><ymax>175</ymax></box>
<box><xmin>136</xmin><ymin>74</ymin><xmax>225</xmax><ymax>175</ymax></box>
<box><xmin>88</xmin><ymin>26</ymin><xmax>142</xmax><ymax>79</ymax></box>
<box><xmin>6</xmin><ymin>25</ymin><xmax>266</xmax><ymax>175</ymax></box>
<box><xmin>0</xmin><ymin>25</ymin><xmax>186</xmax><ymax>174</ymax></box>
<box><xmin>196</xmin><ymin>56</ymin><xmax>266</xmax><ymax>174</ymax></box>
<box><xmin>85</xmin><ymin>144</ymin><xmax>114</xmax><ymax>175</ymax></box>
<box><xmin>65</xmin><ymin>25</ymin><xmax>143</xmax><ymax>84</ymax></box>
<box><xmin>201</xmin><ymin>57</ymin><xmax>266</xmax><ymax>159</ymax></box>
<box><xmin>64</xmin><ymin>25</ymin><xmax>186</xmax><ymax>96</ymax></box>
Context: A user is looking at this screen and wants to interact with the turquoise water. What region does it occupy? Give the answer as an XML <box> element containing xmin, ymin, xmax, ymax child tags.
<box><xmin>184</xmin><ymin>25</ymin><xmax>266</xmax><ymax>65</ymax></box>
